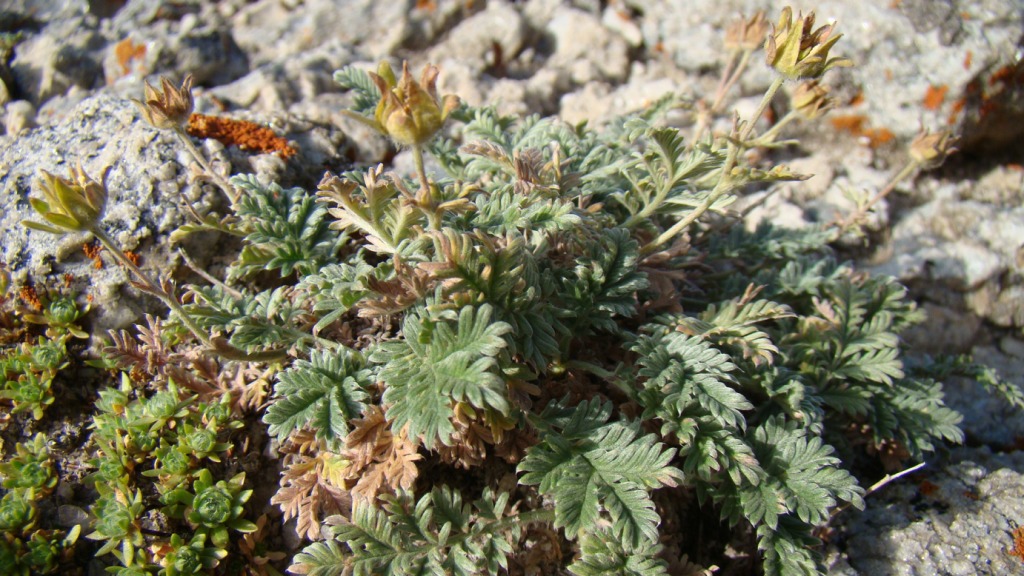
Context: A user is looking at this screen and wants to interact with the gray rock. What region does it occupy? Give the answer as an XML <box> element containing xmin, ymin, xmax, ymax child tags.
<box><xmin>104</xmin><ymin>2</ymin><xmax>248</xmax><ymax>87</ymax></box>
<box><xmin>831</xmin><ymin>447</ymin><xmax>1024</xmax><ymax>576</ymax></box>
<box><xmin>544</xmin><ymin>5</ymin><xmax>630</xmax><ymax>85</ymax></box>
<box><xmin>426</xmin><ymin>0</ymin><xmax>527</xmax><ymax>74</ymax></box>
<box><xmin>0</xmin><ymin>92</ymin><xmax>210</xmax><ymax>338</ymax></box>
<box><xmin>228</xmin><ymin>0</ymin><xmax>414</xmax><ymax>65</ymax></box>
<box><xmin>866</xmin><ymin>187</ymin><xmax>1024</xmax><ymax>327</ymax></box>
<box><xmin>4</xmin><ymin>99</ymin><xmax>36</xmax><ymax>134</ymax></box>
<box><xmin>10</xmin><ymin>13</ymin><xmax>105</xmax><ymax>104</ymax></box>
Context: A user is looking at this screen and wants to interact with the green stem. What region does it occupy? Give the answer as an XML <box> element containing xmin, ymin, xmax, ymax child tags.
<box><xmin>174</xmin><ymin>128</ymin><xmax>240</xmax><ymax>206</ymax></box>
<box><xmin>750</xmin><ymin>109</ymin><xmax>800</xmax><ymax>146</ymax></box>
<box><xmin>833</xmin><ymin>159</ymin><xmax>918</xmax><ymax>233</ymax></box>
<box><xmin>642</xmin><ymin>76</ymin><xmax>785</xmax><ymax>256</ymax></box>
<box><xmin>92</xmin><ymin>228</ymin><xmax>286</xmax><ymax>362</ymax></box>
<box><xmin>91</xmin><ymin>227</ymin><xmax>216</xmax><ymax>350</ymax></box>
<box><xmin>412</xmin><ymin>144</ymin><xmax>441</xmax><ymax>230</ymax></box>
<box><xmin>641</xmin><ymin>144</ymin><xmax>740</xmax><ymax>256</ymax></box>
<box><xmin>740</xmin><ymin>76</ymin><xmax>785</xmax><ymax>142</ymax></box>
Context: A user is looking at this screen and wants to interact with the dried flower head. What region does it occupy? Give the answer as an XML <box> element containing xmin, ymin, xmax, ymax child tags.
<box><xmin>367</xmin><ymin>61</ymin><xmax>460</xmax><ymax>146</ymax></box>
<box><xmin>724</xmin><ymin>11</ymin><xmax>769</xmax><ymax>52</ymax></box>
<box><xmin>790</xmin><ymin>80</ymin><xmax>834</xmax><ymax>119</ymax></box>
<box><xmin>765</xmin><ymin>7</ymin><xmax>852</xmax><ymax>80</ymax></box>
<box><xmin>909</xmin><ymin>129</ymin><xmax>958</xmax><ymax>169</ymax></box>
<box><xmin>24</xmin><ymin>164</ymin><xmax>110</xmax><ymax>235</ymax></box>
<box><xmin>133</xmin><ymin>75</ymin><xmax>195</xmax><ymax>130</ymax></box>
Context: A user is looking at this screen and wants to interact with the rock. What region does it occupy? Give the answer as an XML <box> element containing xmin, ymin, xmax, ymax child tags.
<box><xmin>206</xmin><ymin>40</ymin><xmax>355</xmax><ymax>113</ymax></box>
<box><xmin>832</xmin><ymin>447</ymin><xmax>1024</xmax><ymax>576</ymax></box>
<box><xmin>4</xmin><ymin>99</ymin><xmax>36</xmax><ymax>134</ymax></box>
<box><xmin>10</xmin><ymin>13</ymin><xmax>105</xmax><ymax>104</ymax></box>
<box><xmin>104</xmin><ymin>2</ymin><xmax>248</xmax><ymax>86</ymax></box>
<box><xmin>867</xmin><ymin>188</ymin><xmax>1024</xmax><ymax>327</ymax></box>
<box><xmin>426</xmin><ymin>0</ymin><xmax>527</xmax><ymax>75</ymax></box>
<box><xmin>0</xmin><ymin>92</ymin><xmax>208</xmax><ymax>338</ymax></box>
<box><xmin>543</xmin><ymin>5</ymin><xmax>630</xmax><ymax>85</ymax></box>
<box><xmin>228</xmin><ymin>0</ymin><xmax>413</xmax><ymax>65</ymax></box>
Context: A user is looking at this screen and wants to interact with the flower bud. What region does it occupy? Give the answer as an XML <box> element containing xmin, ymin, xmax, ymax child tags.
<box><xmin>765</xmin><ymin>7</ymin><xmax>852</xmax><ymax>80</ymax></box>
<box><xmin>724</xmin><ymin>11</ymin><xmax>769</xmax><ymax>52</ymax></box>
<box><xmin>132</xmin><ymin>75</ymin><xmax>194</xmax><ymax>130</ymax></box>
<box><xmin>368</xmin><ymin>61</ymin><xmax>460</xmax><ymax>146</ymax></box>
<box><xmin>790</xmin><ymin>80</ymin><xmax>834</xmax><ymax>119</ymax></box>
<box><xmin>909</xmin><ymin>129</ymin><xmax>958</xmax><ymax>169</ymax></box>
<box><xmin>24</xmin><ymin>164</ymin><xmax>110</xmax><ymax>235</ymax></box>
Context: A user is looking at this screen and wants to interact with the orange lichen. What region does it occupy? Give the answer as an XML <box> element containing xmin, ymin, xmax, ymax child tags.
<box><xmin>415</xmin><ymin>0</ymin><xmax>436</xmax><ymax>10</ymax></box>
<box><xmin>847</xmin><ymin>89</ymin><xmax>864</xmax><ymax>107</ymax></box>
<box><xmin>947</xmin><ymin>97</ymin><xmax>967</xmax><ymax>125</ymax></box>
<box><xmin>19</xmin><ymin>285</ymin><xmax>41</xmax><ymax>311</ymax></box>
<box><xmin>123</xmin><ymin>251</ymin><xmax>141</xmax><ymax>267</ymax></box>
<box><xmin>83</xmin><ymin>242</ymin><xmax>104</xmax><ymax>269</ymax></box>
<box><xmin>918</xmin><ymin>479</ymin><xmax>940</xmax><ymax>496</ymax></box>
<box><xmin>187</xmin><ymin>113</ymin><xmax>296</xmax><ymax>159</ymax></box>
<box><xmin>963</xmin><ymin>490</ymin><xmax>980</xmax><ymax>501</ymax></box>
<box><xmin>62</xmin><ymin>273</ymin><xmax>74</xmax><ymax>288</ymax></box>
<box><xmin>963</xmin><ymin>50</ymin><xmax>973</xmax><ymax>70</ymax></box>
<box><xmin>829</xmin><ymin>114</ymin><xmax>895</xmax><ymax>148</ymax></box>
<box><xmin>114</xmin><ymin>38</ymin><xmax>146</xmax><ymax>76</ymax></box>
<box><xmin>1010</xmin><ymin>526</ymin><xmax>1024</xmax><ymax>561</ymax></box>
<box><xmin>923</xmin><ymin>84</ymin><xmax>948</xmax><ymax>111</ymax></box>
<box><xmin>830</xmin><ymin>114</ymin><xmax>867</xmax><ymax>133</ymax></box>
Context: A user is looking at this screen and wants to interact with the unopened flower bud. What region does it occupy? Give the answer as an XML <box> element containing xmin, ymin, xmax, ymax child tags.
<box><xmin>133</xmin><ymin>75</ymin><xmax>195</xmax><ymax>130</ymax></box>
<box><xmin>909</xmin><ymin>129</ymin><xmax>958</xmax><ymax>169</ymax></box>
<box><xmin>724</xmin><ymin>11</ymin><xmax>769</xmax><ymax>52</ymax></box>
<box><xmin>24</xmin><ymin>164</ymin><xmax>110</xmax><ymax>235</ymax></box>
<box><xmin>765</xmin><ymin>7</ymin><xmax>852</xmax><ymax>80</ymax></box>
<box><xmin>790</xmin><ymin>80</ymin><xmax>834</xmax><ymax>119</ymax></box>
<box><xmin>368</xmin><ymin>61</ymin><xmax>460</xmax><ymax>147</ymax></box>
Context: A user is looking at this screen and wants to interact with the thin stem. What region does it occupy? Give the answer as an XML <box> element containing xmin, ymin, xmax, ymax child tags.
<box><xmin>174</xmin><ymin>128</ymin><xmax>239</xmax><ymax>205</ymax></box>
<box><xmin>830</xmin><ymin>461</ymin><xmax>926</xmax><ymax>519</ymax></box>
<box><xmin>93</xmin><ymin>228</ymin><xmax>286</xmax><ymax>362</ymax></box>
<box><xmin>712</xmin><ymin>49</ymin><xmax>754</xmax><ymax>113</ymax></box>
<box><xmin>833</xmin><ymin>159</ymin><xmax>919</xmax><ymax>233</ymax></box>
<box><xmin>711</xmin><ymin>49</ymin><xmax>742</xmax><ymax>109</ymax></box>
<box><xmin>643</xmin><ymin>76</ymin><xmax>785</xmax><ymax>256</ymax></box>
<box><xmin>412</xmin><ymin>144</ymin><xmax>440</xmax><ymax>230</ymax></box>
<box><xmin>740</xmin><ymin>76</ymin><xmax>785</xmax><ymax>142</ymax></box>
<box><xmin>642</xmin><ymin>143</ymin><xmax>740</xmax><ymax>256</ymax></box>
<box><xmin>91</xmin><ymin>227</ymin><xmax>216</xmax><ymax>350</ymax></box>
<box><xmin>750</xmin><ymin>109</ymin><xmax>800</xmax><ymax>146</ymax></box>
<box><xmin>178</xmin><ymin>248</ymin><xmax>243</xmax><ymax>298</ymax></box>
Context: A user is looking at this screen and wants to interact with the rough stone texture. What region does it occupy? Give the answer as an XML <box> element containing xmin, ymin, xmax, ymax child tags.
<box><xmin>1</xmin><ymin>93</ymin><xmax>200</xmax><ymax>334</ymax></box>
<box><xmin>866</xmin><ymin>169</ymin><xmax>1024</xmax><ymax>329</ymax></box>
<box><xmin>830</xmin><ymin>448</ymin><xmax>1024</xmax><ymax>576</ymax></box>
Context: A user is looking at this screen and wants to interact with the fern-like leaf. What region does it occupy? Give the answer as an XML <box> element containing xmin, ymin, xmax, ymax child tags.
<box><xmin>568</xmin><ymin>529</ymin><xmax>669</xmax><ymax>576</ymax></box>
<box><xmin>372</xmin><ymin>304</ymin><xmax>512</xmax><ymax>448</ymax></box>
<box><xmin>230</xmin><ymin>174</ymin><xmax>345</xmax><ymax>280</ymax></box>
<box><xmin>519</xmin><ymin>397</ymin><xmax>682</xmax><ymax>550</ymax></box>
<box><xmin>263</xmin><ymin>347</ymin><xmax>373</xmax><ymax>448</ymax></box>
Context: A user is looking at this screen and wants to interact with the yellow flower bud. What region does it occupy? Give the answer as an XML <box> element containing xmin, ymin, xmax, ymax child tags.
<box><xmin>765</xmin><ymin>7</ymin><xmax>852</xmax><ymax>80</ymax></box>
<box><xmin>909</xmin><ymin>129</ymin><xmax>958</xmax><ymax>169</ymax></box>
<box><xmin>24</xmin><ymin>164</ymin><xmax>110</xmax><ymax>235</ymax></box>
<box><xmin>132</xmin><ymin>75</ymin><xmax>195</xmax><ymax>130</ymax></box>
<box><xmin>790</xmin><ymin>80</ymin><xmax>834</xmax><ymax>119</ymax></box>
<box><xmin>368</xmin><ymin>61</ymin><xmax>460</xmax><ymax>146</ymax></box>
